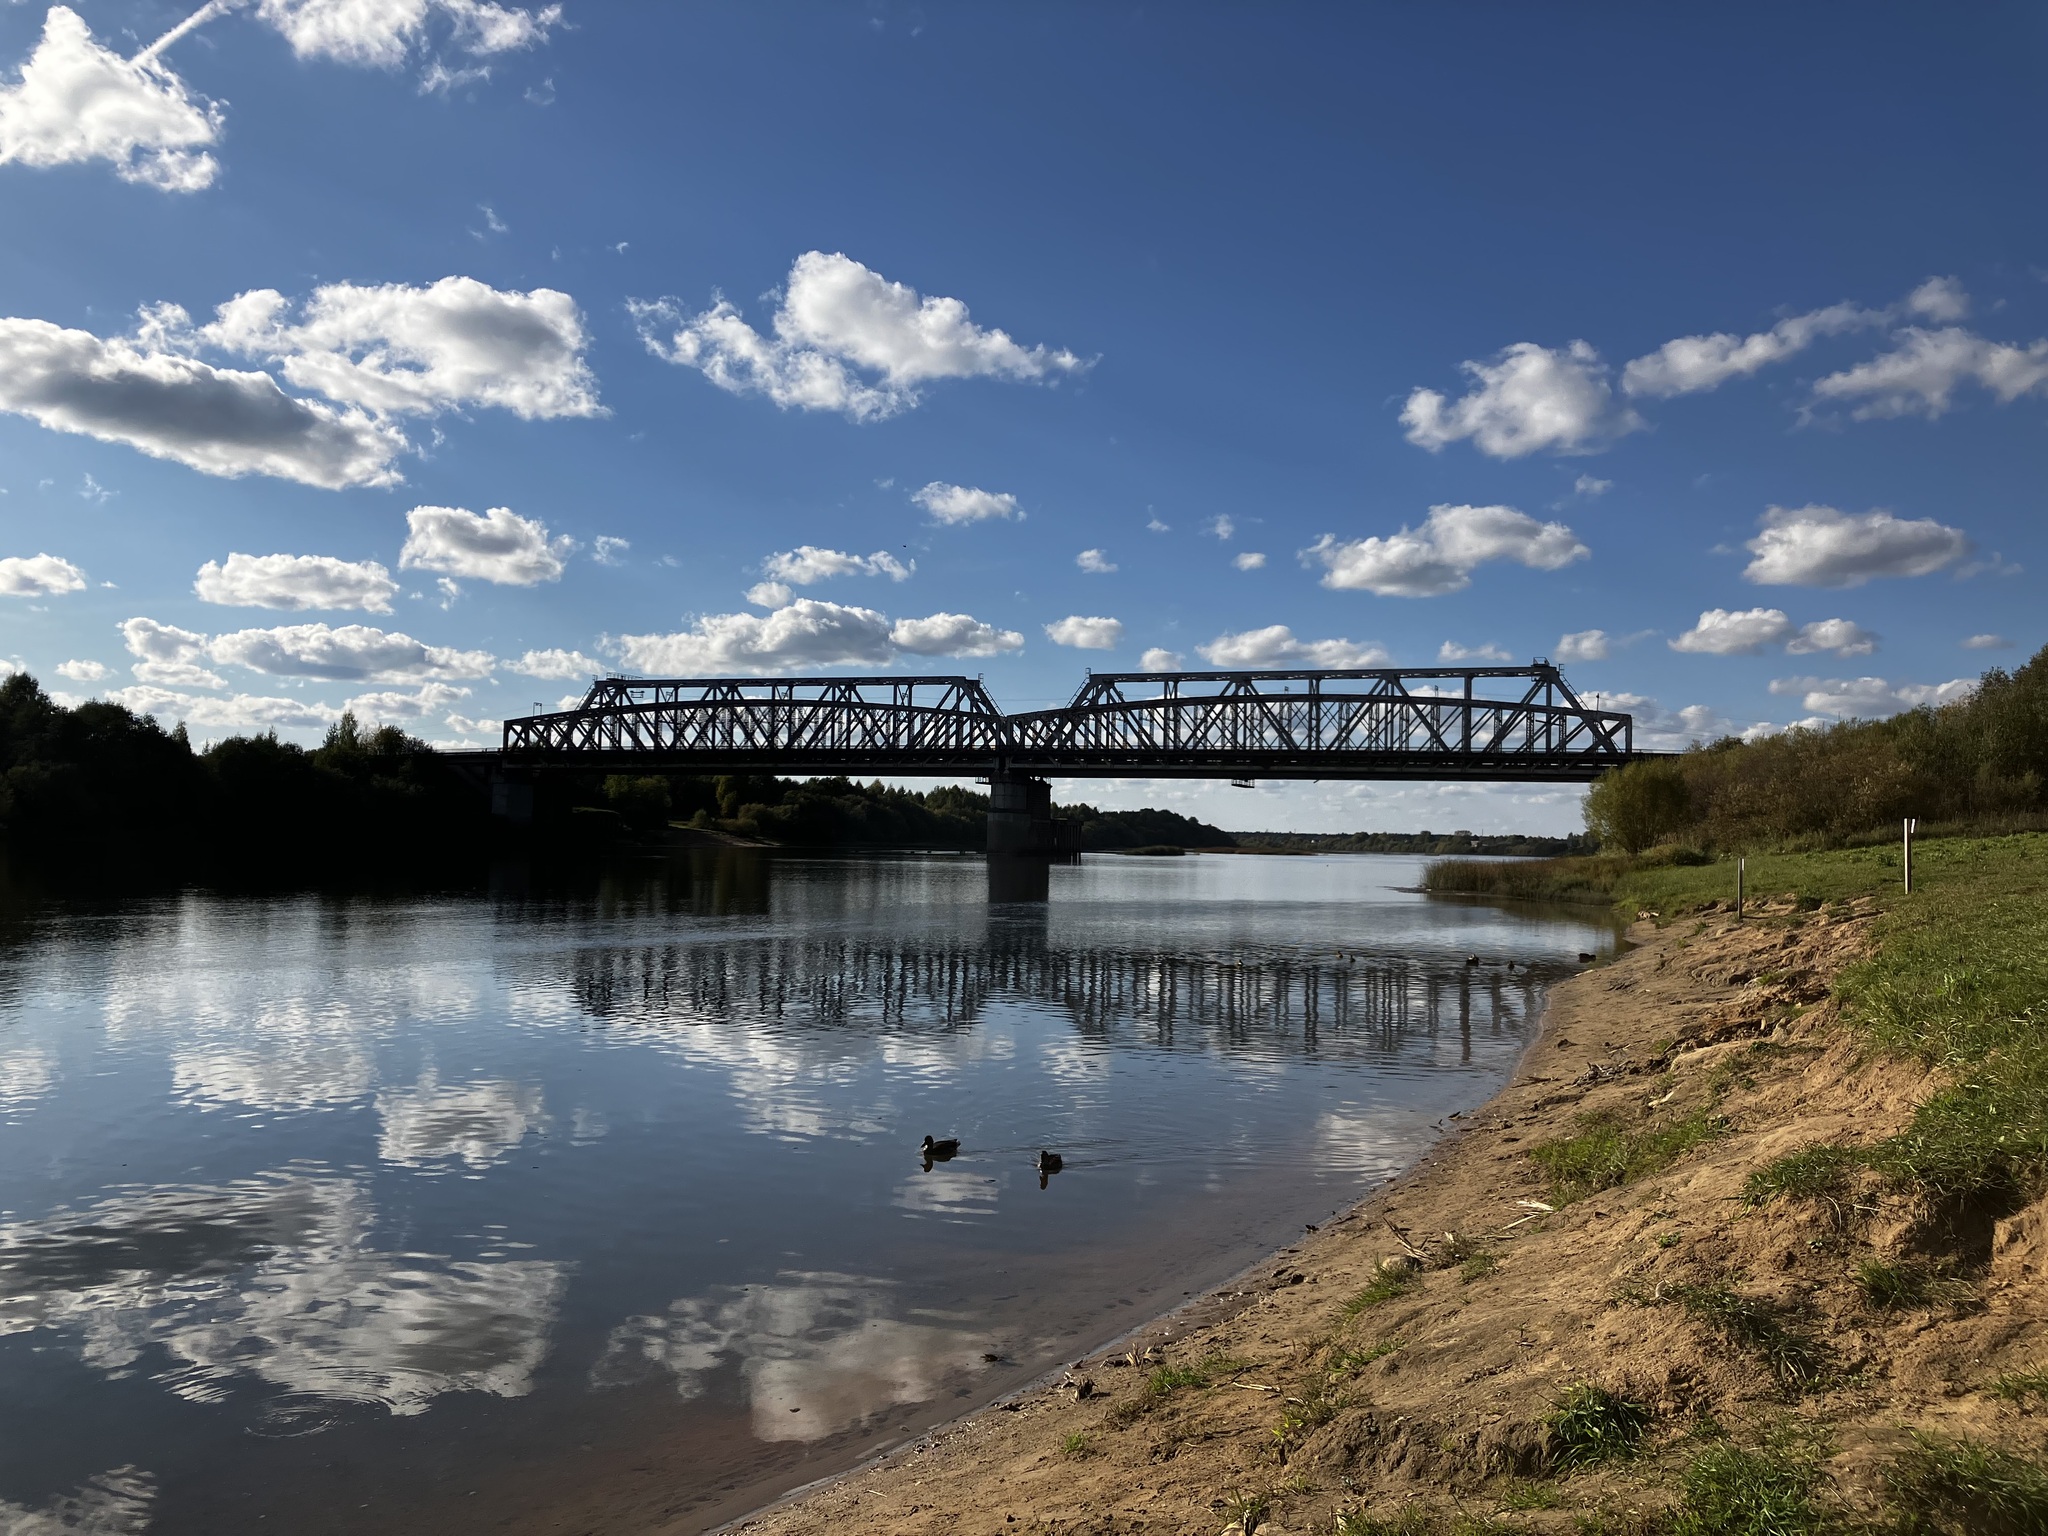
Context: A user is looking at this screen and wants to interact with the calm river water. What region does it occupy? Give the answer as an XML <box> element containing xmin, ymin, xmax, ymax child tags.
<box><xmin>0</xmin><ymin>850</ymin><xmax>1613</xmax><ymax>1534</ymax></box>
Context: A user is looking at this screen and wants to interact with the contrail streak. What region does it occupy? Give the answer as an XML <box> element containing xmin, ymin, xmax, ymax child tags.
<box><xmin>136</xmin><ymin>0</ymin><xmax>247</xmax><ymax>64</ymax></box>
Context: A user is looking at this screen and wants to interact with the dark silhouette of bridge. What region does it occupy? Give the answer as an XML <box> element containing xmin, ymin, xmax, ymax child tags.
<box><xmin>490</xmin><ymin>664</ymin><xmax>1642</xmax><ymax>853</ymax></box>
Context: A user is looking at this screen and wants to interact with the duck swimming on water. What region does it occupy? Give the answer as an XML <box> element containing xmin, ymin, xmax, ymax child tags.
<box><xmin>1036</xmin><ymin>1149</ymin><xmax>1064</xmax><ymax>1189</ymax></box>
<box><xmin>921</xmin><ymin>1135</ymin><xmax>960</xmax><ymax>1159</ymax></box>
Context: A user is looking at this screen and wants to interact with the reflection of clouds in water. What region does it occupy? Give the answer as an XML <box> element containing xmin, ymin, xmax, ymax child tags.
<box><xmin>171</xmin><ymin>1001</ymin><xmax>374</xmax><ymax>1112</ymax></box>
<box><xmin>77</xmin><ymin>899</ymin><xmax>493</xmax><ymax>1114</ymax></box>
<box><xmin>875</xmin><ymin>1030</ymin><xmax>1014</xmax><ymax>1081</ymax></box>
<box><xmin>0</xmin><ymin>1465</ymin><xmax>155</xmax><ymax>1535</ymax></box>
<box><xmin>1315</xmin><ymin>1109</ymin><xmax>1433</xmax><ymax>1180</ymax></box>
<box><xmin>648</xmin><ymin>1029</ymin><xmax>890</xmax><ymax>1143</ymax></box>
<box><xmin>0</xmin><ymin>1174</ymin><xmax>566</xmax><ymax>1420</ymax></box>
<box><xmin>892</xmin><ymin>1166</ymin><xmax>1000</xmax><ymax>1221</ymax></box>
<box><xmin>0</xmin><ymin>1047</ymin><xmax>56</xmax><ymax>1116</ymax></box>
<box><xmin>594</xmin><ymin>1271</ymin><xmax>982</xmax><ymax>1443</ymax></box>
<box><xmin>377</xmin><ymin>1075</ymin><xmax>544</xmax><ymax>1170</ymax></box>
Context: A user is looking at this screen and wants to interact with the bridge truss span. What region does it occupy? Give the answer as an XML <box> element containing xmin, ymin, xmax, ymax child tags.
<box><xmin>1003</xmin><ymin>666</ymin><xmax>1633</xmax><ymax>780</ymax></box>
<box><xmin>504</xmin><ymin>675</ymin><xmax>1009</xmax><ymax>773</ymax></box>
<box><xmin>499</xmin><ymin>664</ymin><xmax>1640</xmax><ymax>783</ymax></box>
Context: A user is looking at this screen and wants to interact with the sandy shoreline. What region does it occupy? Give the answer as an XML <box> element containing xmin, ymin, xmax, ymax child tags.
<box><xmin>708</xmin><ymin>899</ymin><xmax>2046</xmax><ymax>1535</ymax></box>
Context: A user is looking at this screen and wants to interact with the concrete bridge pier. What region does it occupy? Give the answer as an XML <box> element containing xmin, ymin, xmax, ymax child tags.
<box><xmin>986</xmin><ymin>770</ymin><xmax>1079</xmax><ymax>856</ymax></box>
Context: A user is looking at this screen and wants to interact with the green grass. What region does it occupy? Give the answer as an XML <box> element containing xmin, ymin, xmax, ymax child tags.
<box><xmin>1327</xmin><ymin>1338</ymin><xmax>1402</xmax><ymax>1372</ymax></box>
<box><xmin>1883</xmin><ymin>1434</ymin><xmax>2048</xmax><ymax>1536</ymax></box>
<box><xmin>1669</xmin><ymin>1285</ymin><xmax>1828</xmax><ymax>1394</ymax></box>
<box><xmin>1220</xmin><ymin>1488</ymin><xmax>1271</xmax><ymax>1533</ymax></box>
<box><xmin>1106</xmin><ymin>1353</ymin><xmax>1250</xmax><ymax>1427</ymax></box>
<box><xmin>1499</xmin><ymin>1480</ymin><xmax>1563</xmax><ymax>1511</ymax></box>
<box><xmin>1061</xmin><ymin>1430</ymin><xmax>1094</xmax><ymax>1459</ymax></box>
<box><xmin>1459</xmin><ymin>1251</ymin><xmax>1501</xmax><ymax>1282</ymax></box>
<box><xmin>1546</xmin><ymin>1383</ymin><xmax>1653</xmax><ymax>1470</ymax></box>
<box><xmin>1743</xmin><ymin>1143</ymin><xmax>1864</xmax><ymax>1209</ymax></box>
<box><xmin>1682</xmin><ymin>836</ymin><xmax>2048</xmax><ymax>1219</ymax></box>
<box><xmin>1855</xmin><ymin>1257</ymin><xmax>1969</xmax><ymax>1310</ymax></box>
<box><xmin>1421</xmin><ymin>854</ymin><xmax>1642</xmax><ymax>905</ymax></box>
<box><xmin>1988</xmin><ymin>1365</ymin><xmax>2048</xmax><ymax>1403</ymax></box>
<box><xmin>1530</xmin><ymin>1104</ymin><xmax>1724</xmax><ymax>1205</ymax></box>
<box><xmin>1272</xmin><ymin>1387</ymin><xmax>1346</xmax><ymax>1448</ymax></box>
<box><xmin>1668</xmin><ymin>1439</ymin><xmax>1828</xmax><ymax>1536</ymax></box>
<box><xmin>1336</xmin><ymin>1509</ymin><xmax>1433</xmax><ymax>1536</ymax></box>
<box><xmin>1342</xmin><ymin>1268</ymin><xmax>1414</xmax><ymax>1315</ymax></box>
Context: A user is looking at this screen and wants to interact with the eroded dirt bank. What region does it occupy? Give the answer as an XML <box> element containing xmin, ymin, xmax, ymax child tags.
<box><xmin>723</xmin><ymin>902</ymin><xmax>2047</xmax><ymax>1535</ymax></box>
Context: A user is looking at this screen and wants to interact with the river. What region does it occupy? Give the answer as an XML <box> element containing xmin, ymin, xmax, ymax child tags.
<box><xmin>0</xmin><ymin>849</ymin><xmax>1614</xmax><ymax>1534</ymax></box>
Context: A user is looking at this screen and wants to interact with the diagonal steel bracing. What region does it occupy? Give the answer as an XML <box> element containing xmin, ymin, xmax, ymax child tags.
<box><xmin>496</xmin><ymin>665</ymin><xmax>1643</xmax><ymax>782</ymax></box>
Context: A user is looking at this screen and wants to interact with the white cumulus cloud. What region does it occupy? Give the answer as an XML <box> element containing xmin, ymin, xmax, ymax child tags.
<box><xmin>1305</xmin><ymin>504</ymin><xmax>1588</xmax><ymax>597</ymax></box>
<box><xmin>1785</xmin><ymin>618</ymin><xmax>1879</xmax><ymax>657</ymax></box>
<box><xmin>745</xmin><ymin>581</ymin><xmax>792</xmax><ymax>609</ymax></box>
<box><xmin>254</xmin><ymin>0</ymin><xmax>562</xmax><ymax>68</ymax></box>
<box><xmin>1232</xmin><ymin>551</ymin><xmax>1266</xmax><ymax>571</ymax></box>
<box><xmin>1809</xmin><ymin>326</ymin><xmax>2048</xmax><ymax>420</ymax></box>
<box><xmin>55</xmin><ymin>658</ymin><xmax>109</xmax><ymax>681</ymax></box>
<box><xmin>1075</xmin><ymin>549</ymin><xmax>1116</xmax><ymax>575</ymax></box>
<box><xmin>911</xmin><ymin>482</ymin><xmax>1021</xmax><ymax>525</ymax></box>
<box><xmin>613</xmin><ymin>599</ymin><xmax>1021</xmax><ymax>676</ymax></box>
<box><xmin>400</xmin><ymin>506</ymin><xmax>571</xmax><ymax>585</ymax></box>
<box><xmin>1401</xmin><ymin>340</ymin><xmax>1641</xmax><ymax>458</ymax></box>
<box><xmin>591</xmin><ymin>535</ymin><xmax>629</xmax><ymax>565</ymax></box>
<box><xmin>0</xmin><ymin>6</ymin><xmax>223</xmax><ymax>191</ymax></box>
<box><xmin>107</xmin><ymin>685</ymin><xmax>341</xmax><ymax>731</ymax></box>
<box><xmin>1044</xmin><ymin>615</ymin><xmax>1123</xmax><ymax>650</ymax></box>
<box><xmin>889</xmin><ymin>612</ymin><xmax>1022</xmax><ymax>657</ymax></box>
<box><xmin>1438</xmin><ymin>640</ymin><xmax>1511</xmax><ymax>662</ymax></box>
<box><xmin>1742</xmin><ymin>505</ymin><xmax>1969</xmax><ymax>587</ymax></box>
<box><xmin>1555</xmin><ymin>628</ymin><xmax>1609</xmax><ymax>663</ymax></box>
<box><xmin>195</xmin><ymin>276</ymin><xmax>599</xmax><ymax>420</ymax></box>
<box><xmin>194</xmin><ymin>552</ymin><xmax>398</xmax><ymax>612</ymax></box>
<box><xmin>508</xmin><ymin>648</ymin><xmax>602</xmax><ymax>680</ymax></box>
<box><xmin>630</xmin><ymin>251</ymin><xmax>1086</xmax><ymax>422</ymax></box>
<box><xmin>1670</xmin><ymin>607</ymin><xmax>1796</xmax><ymax>656</ymax></box>
<box><xmin>1197</xmin><ymin>626</ymin><xmax>1389</xmax><ymax>670</ymax></box>
<box><xmin>761</xmin><ymin>546</ymin><xmax>911</xmax><ymax>584</ymax></box>
<box><xmin>1622</xmin><ymin>300</ymin><xmax>1879</xmax><ymax>399</ymax></box>
<box><xmin>1962</xmin><ymin>633</ymin><xmax>2011</xmax><ymax>651</ymax></box>
<box><xmin>0</xmin><ymin>316</ymin><xmax>406</xmax><ymax>488</ymax></box>
<box><xmin>201</xmin><ymin>622</ymin><xmax>497</xmax><ymax>683</ymax></box>
<box><xmin>120</xmin><ymin>616</ymin><xmax>223</xmax><ymax>687</ymax></box>
<box><xmin>1139</xmin><ymin>647</ymin><xmax>1183</xmax><ymax>673</ymax></box>
<box><xmin>1770</xmin><ymin>674</ymin><xmax>1976</xmax><ymax>720</ymax></box>
<box><xmin>0</xmin><ymin>552</ymin><xmax>86</xmax><ymax>597</ymax></box>
<box><xmin>342</xmin><ymin>682</ymin><xmax>470</xmax><ymax>721</ymax></box>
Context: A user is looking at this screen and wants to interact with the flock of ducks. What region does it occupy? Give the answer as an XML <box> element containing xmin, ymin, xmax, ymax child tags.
<box><xmin>921</xmin><ymin>1134</ymin><xmax>1064</xmax><ymax>1188</ymax></box>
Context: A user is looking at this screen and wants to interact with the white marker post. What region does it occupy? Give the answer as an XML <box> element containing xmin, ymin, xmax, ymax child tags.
<box><xmin>1903</xmin><ymin>817</ymin><xmax>1917</xmax><ymax>895</ymax></box>
<box><xmin>1736</xmin><ymin>855</ymin><xmax>1745</xmax><ymax>923</ymax></box>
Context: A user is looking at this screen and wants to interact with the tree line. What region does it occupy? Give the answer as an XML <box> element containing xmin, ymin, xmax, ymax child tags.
<box><xmin>1584</xmin><ymin>644</ymin><xmax>2048</xmax><ymax>853</ymax></box>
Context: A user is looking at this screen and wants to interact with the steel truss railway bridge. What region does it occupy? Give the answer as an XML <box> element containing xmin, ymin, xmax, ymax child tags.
<box><xmin>488</xmin><ymin>664</ymin><xmax>1646</xmax><ymax>854</ymax></box>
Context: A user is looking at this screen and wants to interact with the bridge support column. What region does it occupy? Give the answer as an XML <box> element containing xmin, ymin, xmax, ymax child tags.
<box><xmin>489</xmin><ymin>767</ymin><xmax>535</xmax><ymax>825</ymax></box>
<box><xmin>987</xmin><ymin>771</ymin><xmax>1078</xmax><ymax>856</ymax></box>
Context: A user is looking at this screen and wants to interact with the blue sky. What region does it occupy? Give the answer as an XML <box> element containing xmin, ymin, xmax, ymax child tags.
<box><xmin>0</xmin><ymin>2</ymin><xmax>2041</xmax><ymax>833</ymax></box>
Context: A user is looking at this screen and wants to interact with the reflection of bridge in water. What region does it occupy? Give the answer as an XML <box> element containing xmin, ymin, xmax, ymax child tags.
<box><xmin>560</xmin><ymin>926</ymin><xmax>1556</xmax><ymax>1066</ymax></box>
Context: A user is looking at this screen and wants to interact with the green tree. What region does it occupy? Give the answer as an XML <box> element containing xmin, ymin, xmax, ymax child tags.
<box><xmin>1585</xmin><ymin>760</ymin><xmax>1693</xmax><ymax>853</ymax></box>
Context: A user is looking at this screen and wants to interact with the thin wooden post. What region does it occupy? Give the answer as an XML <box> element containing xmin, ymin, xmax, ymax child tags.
<box><xmin>1903</xmin><ymin>817</ymin><xmax>1916</xmax><ymax>895</ymax></box>
<box><xmin>1736</xmin><ymin>855</ymin><xmax>1745</xmax><ymax>922</ymax></box>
